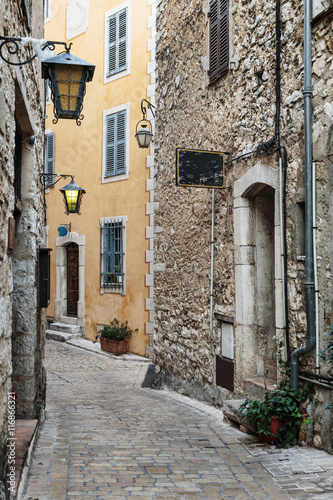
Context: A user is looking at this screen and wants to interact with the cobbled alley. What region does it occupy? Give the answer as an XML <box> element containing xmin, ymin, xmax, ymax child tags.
<box><xmin>23</xmin><ymin>341</ymin><xmax>333</xmax><ymax>499</ymax></box>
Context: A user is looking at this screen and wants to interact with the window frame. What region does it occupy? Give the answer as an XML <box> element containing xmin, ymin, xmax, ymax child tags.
<box><xmin>102</xmin><ymin>103</ymin><xmax>130</xmax><ymax>184</ymax></box>
<box><xmin>208</xmin><ymin>0</ymin><xmax>229</xmax><ymax>84</ymax></box>
<box><xmin>100</xmin><ymin>216</ymin><xmax>127</xmax><ymax>295</ymax></box>
<box><xmin>104</xmin><ymin>0</ymin><xmax>131</xmax><ymax>84</ymax></box>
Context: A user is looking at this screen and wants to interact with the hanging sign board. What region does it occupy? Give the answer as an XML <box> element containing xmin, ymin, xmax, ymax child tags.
<box><xmin>176</xmin><ymin>148</ymin><xmax>225</xmax><ymax>189</ymax></box>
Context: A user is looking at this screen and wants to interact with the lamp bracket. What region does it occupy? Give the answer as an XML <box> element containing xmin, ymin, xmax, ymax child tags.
<box><xmin>0</xmin><ymin>36</ymin><xmax>72</xmax><ymax>66</ymax></box>
<box><xmin>141</xmin><ymin>99</ymin><xmax>155</xmax><ymax>119</ymax></box>
<box><xmin>39</xmin><ymin>173</ymin><xmax>74</xmax><ymax>187</ymax></box>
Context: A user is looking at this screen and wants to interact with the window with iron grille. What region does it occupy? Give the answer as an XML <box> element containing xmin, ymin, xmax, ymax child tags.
<box><xmin>105</xmin><ymin>2</ymin><xmax>131</xmax><ymax>82</ymax></box>
<box><xmin>44</xmin><ymin>132</ymin><xmax>55</xmax><ymax>187</ymax></box>
<box><xmin>104</xmin><ymin>108</ymin><xmax>127</xmax><ymax>179</ymax></box>
<box><xmin>209</xmin><ymin>0</ymin><xmax>229</xmax><ymax>83</ymax></box>
<box><xmin>100</xmin><ymin>217</ymin><xmax>126</xmax><ymax>291</ymax></box>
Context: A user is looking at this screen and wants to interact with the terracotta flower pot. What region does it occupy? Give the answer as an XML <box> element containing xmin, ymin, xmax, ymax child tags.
<box><xmin>100</xmin><ymin>337</ymin><xmax>127</xmax><ymax>355</ymax></box>
<box><xmin>259</xmin><ymin>416</ymin><xmax>283</xmax><ymax>444</ymax></box>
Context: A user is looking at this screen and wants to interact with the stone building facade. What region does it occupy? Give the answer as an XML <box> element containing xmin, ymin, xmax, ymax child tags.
<box><xmin>153</xmin><ymin>0</ymin><xmax>333</xmax><ymax>452</ymax></box>
<box><xmin>0</xmin><ymin>1</ymin><xmax>46</xmax><ymax>497</ymax></box>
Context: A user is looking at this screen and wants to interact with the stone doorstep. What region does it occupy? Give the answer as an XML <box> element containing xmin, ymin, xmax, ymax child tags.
<box><xmin>45</xmin><ymin>330</ymin><xmax>83</xmax><ymax>342</ymax></box>
<box><xmin>12</xmin><ymin>419</ymin><xmax>38</xmax><ymax>499</ymax></box>
<box><xmin>48</xmin><ymin>322</ymin><xmax>81</xmax><ymax>334</ymax></box>
<box><xmin>243</xmin><ymin>376</ymin><xmax>277</xmax><ymax>400</ymax></box>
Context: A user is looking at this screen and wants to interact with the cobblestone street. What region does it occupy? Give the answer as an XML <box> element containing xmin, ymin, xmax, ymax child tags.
<box><xmin>23</xmin><ymin>341</ymin><xmax>333</xmax><ymax>500</ymax></box>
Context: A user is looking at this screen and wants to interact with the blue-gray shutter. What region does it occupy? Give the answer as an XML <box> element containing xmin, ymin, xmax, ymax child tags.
<box><xmin>107</xmin><ymin>7</ymin><xmax>128</xmax><ymax>77</ymax></box>
<box><xmin>209</xmin><ymin>0</ymin><xmax>229</xmax><ymax>83</ymax></box>
<box><xmin>105</xmin><ymin>111</ymin><xmax>126</xmax><ymax>177</ymax></box>
<box><xmin>45</xmin><ymin>132</ymin><xmax>55</xmax><ymax>187</ymax></box>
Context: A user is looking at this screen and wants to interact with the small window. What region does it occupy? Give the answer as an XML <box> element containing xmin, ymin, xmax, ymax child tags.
<box><xmin>44</xmin><ymin>132</ymin><xmax>55</xmax><ymax>187</ymax></box>
<box><xmin>100</xmin><ymin>217</ymin><xmax>127</xmax><ymax>293</ymax></box>
<box><xmin>44</xmin><ymin>0</ymin><xmax>51</xmax><ymax>22</ymax></box>
<box><xmin>209</xmin><ymin>0</ymin><xmax>229</xmax><ymax>83</ymax></box>
<box><xmin>105</xmin><ymin>2</ymin><xmax>131</xmax><ymax>83</ymax></box>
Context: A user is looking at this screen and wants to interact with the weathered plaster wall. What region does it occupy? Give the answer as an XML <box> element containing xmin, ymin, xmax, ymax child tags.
<box><xmin>153</xmin><ymin>0</ymin><xmax>333</xmax><ymax>452</ymax></box>
<box><xmin>0</xmin><ymin>1</ymin><xmax>46</xmax><ymax>497</ymax></box>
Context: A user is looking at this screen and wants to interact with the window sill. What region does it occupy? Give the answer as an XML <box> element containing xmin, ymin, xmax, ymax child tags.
<box><xmin>102</xmin><ymin>172</ymin><xmax>129</xmax><ymax>184</ymax></box>
<box><xmin>100</xmin><ymin>287</ymin><xmax>125</xmax><ymax>296</ymax></box>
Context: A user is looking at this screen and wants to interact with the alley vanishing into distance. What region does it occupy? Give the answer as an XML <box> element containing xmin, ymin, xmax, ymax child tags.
<box><xmin>24</xmin><ymin>341</ymin><xmax>333</xmax><ymax>500</ymax></box>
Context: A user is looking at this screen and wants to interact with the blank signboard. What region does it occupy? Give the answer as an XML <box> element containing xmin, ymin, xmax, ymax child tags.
<box><xmin>176</xmin><ymin>148</ymin><xmax>225</xmax><ymax>189</ymax></box>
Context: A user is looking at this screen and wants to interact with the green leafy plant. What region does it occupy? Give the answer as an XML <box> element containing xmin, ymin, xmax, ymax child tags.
<box><xmin>239</xmin><ymin>381</ymin><xmax>313</xmax><ymax>448</ymax></box>
<box><xmin>97</xmin><ymin>318</ymin><xmax>138</xmax><ymax>342</ymax></box>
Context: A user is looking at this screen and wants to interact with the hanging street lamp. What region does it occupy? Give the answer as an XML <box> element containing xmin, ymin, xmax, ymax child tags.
<box><xmin>39</xmin><ymin>174</ymin><xmax>86</xmax><ymax>223</ymax></box>
<box><xmin>42</xmin><ymin>50</ymin><xmax>95</xmax><ymax>126</ymax></box>
<box><xmin>135</xmin><ymin>99</ymin><xmax>155</xmax><ymax>148</ymax></box>
<box><xmin>0</xmin><ymin>36</ymin><xmax>95</xmax><ymax>125</ymax></box>
<box><xmin>59</xmin><ymin>179</ymin><xmax>86</xmax><ymax>214</ymax></box>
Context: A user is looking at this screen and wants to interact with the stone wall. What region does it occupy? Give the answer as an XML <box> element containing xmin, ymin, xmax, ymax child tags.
<box><xmin>0</xmin><ymin>0</ymin><xmax>46</xmax><ymax>497</ymax></box>
<box><xmin>153</xmin><ymin>0</ymin><xmax>333</xmax><ymax>452</ymax></box>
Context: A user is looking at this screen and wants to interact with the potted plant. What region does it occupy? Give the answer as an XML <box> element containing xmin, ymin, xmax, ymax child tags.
<box><xmin>239</xmin><ymin>381</ymin><xmax>313</xmax><ymax>448</ymax></box>
<box><xmin>97</xmin><ymin>318</ymin><xmax>137</xmax><ymax>355</ymax></box>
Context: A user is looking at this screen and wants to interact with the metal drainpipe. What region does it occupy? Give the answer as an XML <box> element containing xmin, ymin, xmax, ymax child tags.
<box><xmin>291</xmin><ymin>0</ymin><xmax>316</xmax><ymax>389</ymax></box>
<box><xmin>209</xmin><ymin>188</ymin><xmax>215</xmax><ymax>356</ymax></box>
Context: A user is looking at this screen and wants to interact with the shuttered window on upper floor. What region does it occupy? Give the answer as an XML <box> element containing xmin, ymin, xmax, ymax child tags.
<box><xmin>44</xmin><ymin>132</ymin><xmax>55</xmax><ymax>187</ymax></box>
<box><xmin>105</xmin><ymin>110</ymin><xmax>127</xmax><ymax>177</ymax></box>
<box><xmin>107</xmin><ymin>7</ymin><xmax>128</xmax><ymax>77</ymax></box>
<box><xmin>209</xmin><ymin>0</ymin><xmax>229</xmax><ymax>83</ymax></box>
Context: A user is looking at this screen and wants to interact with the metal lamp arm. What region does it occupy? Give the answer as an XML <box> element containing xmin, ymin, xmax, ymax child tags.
<box><xmin>0</xmin><ymin>36</ymin><xmax>73</xmax><ymax>66</ymax></box>
<box><xmin>39</xmin><ymin>173</ymin><xmax>74</xmax><ymax>187</ymax></box>
<box><xmin>141</xmin><ymin>99</ymin><xmax>155</xmax><ymax>119</ymax></box>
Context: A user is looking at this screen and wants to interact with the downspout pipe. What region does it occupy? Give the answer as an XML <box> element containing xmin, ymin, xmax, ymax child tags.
<box><xmin>291</xmin><ymin>0</ymin><xmax>316</xmax><ymax>389</ymax></box>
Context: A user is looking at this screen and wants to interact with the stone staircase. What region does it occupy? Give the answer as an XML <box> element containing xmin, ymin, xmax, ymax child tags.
<box><xmin>46</xmin><ymin>317</ymin><xmax>84</xmax><ymax>342</ymax></box>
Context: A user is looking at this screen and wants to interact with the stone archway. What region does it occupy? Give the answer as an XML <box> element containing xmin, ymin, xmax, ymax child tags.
<box><xmin>55</xmin><ymin>232</ymin><xmax>85</xmax><ymax>331</ymax></box>
<box><xmin>233</xmin><ymin>162</ymin><xmax>284</xmax><ymax>391</ymax></box>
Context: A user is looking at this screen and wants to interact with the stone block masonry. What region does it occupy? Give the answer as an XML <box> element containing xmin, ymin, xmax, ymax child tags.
<box><xmin>153</xmin><ymin>0</ymin><xmax>333</xmax><ymax>453</ymax></box>
<box><xmin>0</xmin><ymin>0</ymin><xmax>47</xmax><ymax>497</ymax></box>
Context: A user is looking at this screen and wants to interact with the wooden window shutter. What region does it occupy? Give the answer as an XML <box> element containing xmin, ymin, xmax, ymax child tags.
<box><xmin>105</xmin><ymin>115</ymin><xmax>116</xmax><ymax>177</ymax></box>
<box><xmin>107</xmin><ymin>7</ymin><xmax>127</xmax><ymax>77</ymax></box>
<box><xmin>105</xmin><ymin>110</ymin><xmax>126</xmax><ymax>177</ymax></box>
<box><xmin>115</xmin><ymin>110</ymin><xmax>126</xmax><ymax>175</ymax></box>
<box><xmin>45</xmin><ymin>132</ymin><xmax>55</xmax><ymax>187</ymax></box>
<box><xmin>209</xmin><ymin>0</ymin><xmax>229</xmax><ymax>83</ymax></box>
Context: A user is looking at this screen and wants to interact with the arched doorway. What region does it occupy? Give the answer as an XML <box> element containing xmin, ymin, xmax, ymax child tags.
<box><xmin>54</xmin><ymin>232</ymin><xmax>85</xmax><ymax>332</ymax></box>
<box><xmin>66</xmin><ymin>243</ymin><xmax>79</xmax><ymax>317</ymax></box>
<box><xmin>234</xmin><ymin>162</ymin><xmax>284</xmax><ymax>391</ymax></box>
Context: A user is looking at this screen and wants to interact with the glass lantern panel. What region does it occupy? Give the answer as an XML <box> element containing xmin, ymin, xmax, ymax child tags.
<box><xmin>55</xmin><ymin>64</ymin><xmax>84</xmax><ymax>116</ymax></box>
<box><xmin>65</xmin><ymin>189</ymin><xmax>79</xmax><ymax>213</ymax></box>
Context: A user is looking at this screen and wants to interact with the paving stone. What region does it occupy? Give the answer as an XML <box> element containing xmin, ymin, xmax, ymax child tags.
<box><xmin>23</xmin><ymin>341</ymin><xmax>333</xmax><ymax>500</ymax></box>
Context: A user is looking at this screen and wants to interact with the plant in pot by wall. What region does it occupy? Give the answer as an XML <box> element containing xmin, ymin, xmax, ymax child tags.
<box><xmin>239</xmin><ymin>380</ymin><xmax>313</xmax><ymax>448</ymax></box>
<box><xmin>98</xmin><ymin>318</ymin><xmax>138</xmax><ymax>355</ymax></box>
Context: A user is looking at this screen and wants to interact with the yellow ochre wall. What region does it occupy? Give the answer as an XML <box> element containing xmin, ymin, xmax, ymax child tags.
<box><xmin>44</xmin><ymin>0</ymin><xmax>152</xmax><ymax>355</ymax></box>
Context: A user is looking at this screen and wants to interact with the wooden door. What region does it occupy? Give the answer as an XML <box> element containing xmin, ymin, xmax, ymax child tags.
<box><xmin>67</xmin><ymin>243</ymin><xmax>79</xmax><ymax>317</ymax></box>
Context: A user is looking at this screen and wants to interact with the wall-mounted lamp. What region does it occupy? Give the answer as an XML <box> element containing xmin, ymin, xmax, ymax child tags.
<box><xmin>0</xmin><ymin>36</ymin><xmax>95</xmax><ymax>125</ymax></box>
<box><xmin>135</xmin><ymin>99</ymin><xmax>155</xmax><ymax>148</ymax></box>
<box><xmin>39</xmin><ymin>174</ymin><xmax>86</xmax><ymax>223</ymax></box>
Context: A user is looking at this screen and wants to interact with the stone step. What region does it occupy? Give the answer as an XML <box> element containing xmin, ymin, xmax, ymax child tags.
<box><xmin>243</xmin><ymin>377</ymin><xmax>277</xmax><ymax>400</ymax></box>
<box><xmin>223</xmin><ymin>399</ymin><xmax>255</xmax><ymax>432</ymax></box>
<box><xmin>59</xmin><ymin>316</ymin><xmax>79</xmax><ymax>326</ymax></box>
<box><xmin>48</xmin><ymin>322</ymin><xmax>81</xmax><ymax>334</ymax></box>
<box><xmin>46</xmin><ymin>330</ymin><xmax>83</xmax><ymax>342</ymax></box>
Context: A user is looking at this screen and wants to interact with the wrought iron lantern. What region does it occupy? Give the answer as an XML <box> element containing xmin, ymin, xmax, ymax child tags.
<box><xmin>42</xmin><ymin>51</ymin><xmax>95</xmax><ymax>126</ymax></box>
<box><xmin>0</xmin><ymin>36</ymin><xmax>95</xmax><ymax>125</ymax></box>
<box><xmin>135</xmin><ymin>99</ymin><xmax>155</xmax><ymax>148</ymax></box>
<box><xmin>59</xmin><ymin>179</ymin><xmax>85</xmax><ymax>215</ymax></box>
